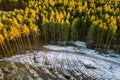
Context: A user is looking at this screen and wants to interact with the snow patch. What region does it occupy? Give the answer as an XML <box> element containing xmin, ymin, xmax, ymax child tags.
<box><xmin>74</xmin><ymin>41</ymin><xmax>120</xmax><ymax>64</ymax></box>
<box><xmin>44</xmin><ymin>45</ymin><xmax>80</xmax><ymax>52</ymax></box>
<box><xmin>74</xmin><ymin>41</ymin><xmax>86</xmax><ymax>48</ymax></box>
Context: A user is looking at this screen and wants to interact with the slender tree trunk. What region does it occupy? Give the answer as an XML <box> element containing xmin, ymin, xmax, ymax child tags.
<box><xmin>17</xmin><ymin>38</ymin><xmax>23</xmax><ymax>54</ymax></box>
<box><xmin>14</xmin><ymin>39</ymin><xmax>20</xmax><ymax>54</ymax></box>
<box><xmin>98</xmin><ymin>30</ymin><xmax>104</xmax><ymax>49</ymax></box>
<box><xmin>117</xmin><ymin>42</ymin><xmax>120</xmax><ymax>52</ymax></box>
<box><xmin>12</xmin><ymin>40</ymin><xmax>17</xmax><ymax>55</ymax></box>
<box><xmin>7</xmin><ymin>39</ymin><xmax>13</xmax><ymax>55</ymax></box>
<box><xmin>107</xmin><ymin>36</ymin><xmax>112</xmax><ymax>51</ymax></box>
<box><xmin>105</xmin><ymin>33</ymin><xmax>110</xmax><ymax>51</ymax></box>
<box><xmin>0</xmin><ymin>43</ymin><xmax>7</xmax><ymax>56</ymax></box>
<box><xmin>2</xmin><ymin>42</ymin><xmax>10</xmax><ymax>56</ymax></box>
<box><xmin>27</xmin><ymin>35</ymin><xmax>32</xmax><ymax>51</ymax></box>
<box><xmin>20</xmin><ymin>36</ymin><xmax>24</xmax><ymax>50</ymax></box>
<box><xmin>35</xmin><ymin>32</ymin><xmax>39</xmax><ymax>49</ymax></box>
<box><xmin>32</xmin><ymin>31</ymin><xmax>36</xmax><ymax>48</ymax></box>
<box><xmin>95</xmin><ymin>34</ymin><xmax>99</xmax><ymax>49</ymax></box>
<box><xmin>44</xmin><ymin>29</ymin><xmax>47</xmax><ymax>42</ymax></box>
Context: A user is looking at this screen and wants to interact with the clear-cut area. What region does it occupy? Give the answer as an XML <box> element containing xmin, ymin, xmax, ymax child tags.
<box><xmin>0</xmin><ymin>41</ymin><xmax>120</xmax><ymax>80</ymax></box>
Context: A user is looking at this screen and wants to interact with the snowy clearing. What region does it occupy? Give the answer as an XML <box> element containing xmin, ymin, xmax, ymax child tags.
<box><xmin>0</xmin><ymin>41</ymin><xmax>120</xmax><ymax>80</ymax></box>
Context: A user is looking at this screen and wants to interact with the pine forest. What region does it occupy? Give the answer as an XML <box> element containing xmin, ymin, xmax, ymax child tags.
<box><xmin>0</xmin><ymin>0</ymin><xmax>120</xmax><ymax>80</ymax></box>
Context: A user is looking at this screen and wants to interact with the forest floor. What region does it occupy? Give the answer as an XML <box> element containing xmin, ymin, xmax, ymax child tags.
<box><xmin>0</xmin><ymin>41</ymin><xmax>120</xmax><ymax>80</ymax></box>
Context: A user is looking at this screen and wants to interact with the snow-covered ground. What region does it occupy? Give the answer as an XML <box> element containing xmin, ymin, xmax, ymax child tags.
<box><xmin>44</xmin><ymin>41</ymin><xmax>120</xmax><ymax>79</ymax></box>
<box><xmin>1</xmin><ymin>41</ymin><xmax>120</xmax><ymax>80</ymax></box>
<box><xmin>44</xmin><ymin>41</ymin><xmax>120</xmax><ymax>63</ymax></box>
<box><xmin>75</xmin><ymin>41</ymin><xmax>120</xmax><ymax>64</ymax></box>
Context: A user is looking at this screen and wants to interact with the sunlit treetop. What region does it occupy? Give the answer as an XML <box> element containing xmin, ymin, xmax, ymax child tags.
<box><xmin>0</xmin><ymin>22</ymin><xmax>3</xmax><ymax>30</ymax></box>
<box><xmin>0</xmin><ymin>34</ymin><xmax>4</xmax><ymax>43</ymax></box>
<box><xmin>22</xmin><ymin>24</ymin><xmax>30</xmax><ymax>35</ymax></box>
<box><xmin>30</xmin><ymin>23</ymin><xmax>39</xmax><ymax>32</ymax></box>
